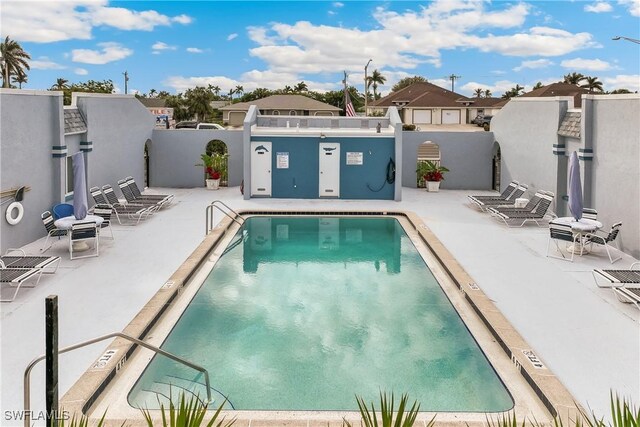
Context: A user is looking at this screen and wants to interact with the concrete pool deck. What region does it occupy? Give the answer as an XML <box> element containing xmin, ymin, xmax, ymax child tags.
<box><xmin>1</xmin><ymin>187</ymin><xmax>638</xmax><ymax>425</ymax></box>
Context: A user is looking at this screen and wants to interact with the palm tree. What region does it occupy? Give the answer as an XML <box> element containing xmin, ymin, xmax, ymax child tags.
<box><xmin>185</xmin><ymin>86</ymin><xmax>214</xmax><ymax>121</ymax></box>
<box><xmin>51</xmin><ymin>78</ymin><xmax>69</xmax><ymax>90</ymax></box>
<box><xmin>234</xmin><ymin>85</ymin><xmax>244</xmax><ymax>98</ymax></box>
<box><xmin>211</xmin><ymin>85</ymin><xmax>221</xmax><ymax>97</ymax></box>
<box><xmin>366</xmin><ymin>69</ymin><xmax>387</xmax><ymax>100</ymax></box>
<box><xmin>1</xmin><ymin>36</ymin><xmax>31</xmax><ymax>88</ymax></box>
<box><xmin>227</xmin><ymin>88</ymin><xmax>235</xmax><ymax>100</ymax></box>
<box><xmin>581</xmin><ymin>76</ymin><xmax>603</xmax><ymax>93</ymax></box>
<box><xmin>283</xmin><ymin>85</ymin><xmax>293</xmax><ymax>93</ymax></box>
<box><xmin>483</xmin><ymin>89</ymin><xmax>492</xmax><ymax>98</ymax></box>
<box><xmin>12</xmin><ymin>72</ymin><xmax>27</xmax><ymax>89</ymax></box>
<box><xmin>563</xmin><ymin>72</ymin><xmax>585</xmax><ymax>85</ymax></box>
<box><xmin>294</xmin><ymin>81</ymin><xmax>308</xmax><ymax>92</ymax></box>
<box><xmin>533</xmin><ymin>82</ymin><xmax>544</xmax><ymax>90</ymax></box>
<box><xmin>149</xmin><ymin>88</ymin><xmax>157</xmax><ymax>98</ymax></box>
<box><xmin>501</xmin><ymin>84</ymin><xmax>525</xmax><ymax>99</ymax></box>
<box><xmin>474</xmin><ymin>88</ymin><xmax>483</xmax><ymax>98</ymax></box>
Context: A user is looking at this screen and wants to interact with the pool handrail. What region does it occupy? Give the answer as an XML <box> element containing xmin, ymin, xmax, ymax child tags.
<box><xmin>206</xmin><ymin>200</ymin><xmax>245</xmax><ymax>234</ymax></box>
<box><xmin>23</xmin><ymin>331</ymin><xmax>212</xmax><ymax>427</ymax></box>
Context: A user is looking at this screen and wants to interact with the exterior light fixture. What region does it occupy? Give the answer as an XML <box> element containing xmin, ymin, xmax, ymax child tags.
<box><xmin>612</xmin><ymin>36</ymin><xmax>640</xmax><ymax>44</ymax></box>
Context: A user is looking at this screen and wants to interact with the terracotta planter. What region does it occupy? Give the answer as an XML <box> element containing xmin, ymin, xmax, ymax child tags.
<box><xmin>206</xmin><ymin>179</ymin><xmax>220</xmax><ymax>190</ymax></box>
<box><xmin>426</xmin><ymin>181</ymin><xmax>441</xmax><ymax>192</ymax></box>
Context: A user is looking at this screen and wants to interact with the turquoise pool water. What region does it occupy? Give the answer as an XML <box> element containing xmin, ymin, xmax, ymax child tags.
<box><xmin>128</xmin><ymin>216</ymin><xmax>513</xmax><ymax>411</ymax></box>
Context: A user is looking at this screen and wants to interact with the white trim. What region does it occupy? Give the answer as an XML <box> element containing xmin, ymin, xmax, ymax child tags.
<box><xmin>0</xmin><ymin>88</ymin><xmax>62</xmax><ymax>97</ymax></box>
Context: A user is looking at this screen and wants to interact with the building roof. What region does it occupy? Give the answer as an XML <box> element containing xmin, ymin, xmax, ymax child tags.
<box><xmin>558</xmin><ymin>111</ymin><xmax>581</xmax><ymax>139</ymax></box>
<box><xmin>64</xmin><ymin>108</ymin><xmax>87</xmax><ymax>135</ymax></box>
<box><xmin>137</xmin><ymin>97</ymin><xmax>167</xmax><ymax>108</ymax></box>
<box><xmin>466</xmin><ymin>97</ymin><xmax>508</xmax><ymax>107</ymax></box>
<box><xmin>371</xmin><ymin>82</ymin><xmax>472</xmax><ymax>109</ymax></box>
<box><xmin>221</xmin><ymin>94</ymin><xmax>341</xmax><ymax>112</ymax></box>
<box><xmin>520</xmin><ymin>82</ymin><xmax>590</xmax><ymax>107</ymax></box>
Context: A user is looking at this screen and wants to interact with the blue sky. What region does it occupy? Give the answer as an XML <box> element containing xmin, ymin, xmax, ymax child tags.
<box><xmin>4</xmin><ymin>0</ymin><xmax>639</xmax><ymax>97</ymax></box>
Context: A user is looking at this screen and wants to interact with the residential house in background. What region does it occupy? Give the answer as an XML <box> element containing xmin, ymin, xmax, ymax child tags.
<box><xmin>368</xmin><ymin>82</ymin><xmax>484</xmax><ymax>125</ymax></box>
<box><xmin>220</xmin><ymin>95</ymin><xmax>341</xmax><ymax>126</ymax></box>
<box><xmin>520</xmin><ymin>82</ymin><xmax>591</xmax><ymax>108</ymax></box>
<box><xmin>467</xmin><ymin>97</ymin><xmax>509</xmax><ymax>121</ymax></box>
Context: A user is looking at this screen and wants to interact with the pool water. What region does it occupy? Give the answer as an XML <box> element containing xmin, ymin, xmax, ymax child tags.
<box><xmin>128</xmin><ymin>217</ymin><xmax>513</xmax><ymax>411</ymax></box>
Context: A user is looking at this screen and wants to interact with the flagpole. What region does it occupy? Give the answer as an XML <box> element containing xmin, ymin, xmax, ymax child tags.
<box><xmin>343</xmin><ymin>71</ymin><xmax>348</xmax><ymax>116</ymax></box>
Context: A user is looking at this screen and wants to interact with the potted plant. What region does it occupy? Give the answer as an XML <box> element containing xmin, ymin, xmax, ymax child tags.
<box><xmin>196</xmin><ymin>154</ymin><xmax>221</xmax><ymax>190</ymax></box>
<box><xmin>416</xmin><ymin>160</ymin><xmax>449</xmax><ymax>192</ymax></box>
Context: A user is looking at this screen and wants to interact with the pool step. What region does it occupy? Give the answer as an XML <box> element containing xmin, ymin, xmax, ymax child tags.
<box><xmin>138</xmin><ymin>375</ymin><xmax>234</xmax><ymax>410</ymax></box>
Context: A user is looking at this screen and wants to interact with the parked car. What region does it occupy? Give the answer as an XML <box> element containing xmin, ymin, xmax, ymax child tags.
<box><xmin>477</xmin><ymin>115</ymin><xmax>493</xmax><ymax>130</ymax></box>
<box><xmin>196</xmin><ymin>123</ymin><xmax>225</xmax><ymax>130</ymax></box>
<box><xmin>175</xmin><ymin>121</ymin><xmax>198</xmax><ymax>129</ymax></box>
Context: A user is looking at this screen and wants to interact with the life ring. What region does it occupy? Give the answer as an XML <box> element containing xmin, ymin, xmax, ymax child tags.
<box><xmin>6</xmin><ymin>201</ymin><xmax>24</xmax><ymax>225</ymax></box>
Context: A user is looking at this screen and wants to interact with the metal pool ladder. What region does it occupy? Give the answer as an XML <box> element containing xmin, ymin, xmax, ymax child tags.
<box><xmin>23</xmin><ymin>332</ymin><xmax>213</xmax><ymax>427</ymax></box>
<box><xmin>206</xmin><ymin>200</ymin><xmax>245</xmax><ymax>234</ymax></box>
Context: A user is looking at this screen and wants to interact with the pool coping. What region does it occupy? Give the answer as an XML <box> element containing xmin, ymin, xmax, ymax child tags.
<box><xmin>59</xmin><ymin>209</ymin><xmax>583</xmax><ymax>425</ymax></box>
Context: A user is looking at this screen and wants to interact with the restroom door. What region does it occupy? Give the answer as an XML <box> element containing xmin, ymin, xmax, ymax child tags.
<box><xmin>319</xmin><ymin>142</ymin><xmax>340</xmax><ymax>197</ymax></box>
<box><xmin>251</xmin><ymin>141</ymin><xmax>272</xmax><ymax>196</ymax></box>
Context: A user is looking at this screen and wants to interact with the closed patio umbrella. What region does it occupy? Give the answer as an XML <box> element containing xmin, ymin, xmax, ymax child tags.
<box><xmin>568</xmin><ymin>151</ymin><xmax>583</xmax><ymax>221</ymax></box>
<box><xmin>72</xmin><ymin>152</ymin><xmax>88</xmax><ymax>220</ymax></box>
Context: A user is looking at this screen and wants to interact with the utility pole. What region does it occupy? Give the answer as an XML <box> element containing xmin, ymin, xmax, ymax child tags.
<box><xmin>123</xmin><ymin>70</ymin><xmax>129</xmax><ymax>94</ymax></box>
<box><xmin>364</xmin><ymin>59</ymin><xmax>372</xmax><ymax>116</ymax></box>
<box><xmin>445</xmin><ymin>74</ymin><xmax>462</xmax><ymax>92</ymax></box>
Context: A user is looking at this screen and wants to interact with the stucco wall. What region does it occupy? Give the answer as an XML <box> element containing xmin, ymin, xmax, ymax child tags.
<box><xmin>588</xmin><ymin>95</ymin><xmax>640</xmax><ymax>258</ymax></box>
<box><xmin>149</xmin><ymin>130</ymin><xmax>244</xmax><ymax>188</ymax></box>
<box><xmin>492</xmin><ymin>94</ymin><xmax>639</xmax><ymax>258</ymax></box>
<box><xmin>401</xmin><ymin>131</ymin><xmax>494</xmax><ymax>190</ymax></box>
<box><xmin>75</xmin><ymin>94</ymin><xmax>154</xmax><ymax>192</ymax></box>
<box><xmin>491</xmin><ymin>97</ymin><xmax>568</xmax><ymax>213</ymax></box>
<box><xmin>0</xmin><ymin>90</ymin><xmax>64</xmax><ymax>251</ymax></box>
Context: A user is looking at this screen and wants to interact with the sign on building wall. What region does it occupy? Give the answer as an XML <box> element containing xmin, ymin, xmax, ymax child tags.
<box><xmin>346</xmin><ymin>152</ymin><xmax>363</xmax><ymax>165</ymax></box>
<box><xmin>277</xmin><ymin>152</ymin><xmax>289</xmax><ymax>169</ymax></box>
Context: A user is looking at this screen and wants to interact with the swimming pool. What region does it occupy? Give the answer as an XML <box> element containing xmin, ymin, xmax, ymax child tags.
<box><xmin>64</xmin><ymin>211</ymin><xmax>577</xmax><ymax>425</ymax></box>
<box><xmin>127</xmin><ymin>216</ymin><xmax>512</xmax><ymax>411</ymax></box>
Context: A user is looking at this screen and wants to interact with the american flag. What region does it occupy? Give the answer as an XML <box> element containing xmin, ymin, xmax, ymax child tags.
<box><xmin>344</xmin><ymin>89</ymin><xmax>356</xmax><ymax>117</ymax></box>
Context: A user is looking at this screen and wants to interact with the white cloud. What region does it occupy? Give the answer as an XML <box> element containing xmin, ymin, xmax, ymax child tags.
<box><xmin>459</xmin><ymin>79</ymin><xmax>525</xmax><ymax>97</ymax></box>
<box><xmin>2</xmin><ymin>1</ymin><xmax>193</xmax><ymax>43</ymax></box>
<box><xmin>560</xmin><ymin>58</ymin><xmax>612</xmax><ymax>71</ymax></box>
<box><xmin>474</xmin><ymin>27</ymin><xmax>598</xmax><ymax>56</ymax></box>
<box><xmin>227</xmin><ymin>33</ymin><xmax>238</xmax><ymax>41</ymax></box>
<box><xmin>163</xmin><ymin>71</ymin><xmax>338</xmax><ymax>94</ymax></box>
<box><xmin>186</xmin><ymin>47</ymin><xmax>204</xmax><ymax>53</ymax></box>
<box><xmin>152</xmin><ymin>41</ymin><xmax>177</xmax><ymax>52</ymax></box>
<box><xmin>513</xmin><ymin>59</ymin><xmax>554</xmax><ymax>71</ymax></box>
<box><xmin>603</xmin><ymin>74</ymin><xmax>640</xmax><ymax>91</ymax></box>
<box><xmin>172</xmin><ymin>14</ymin><xmax>192</xmax><ymax>24</ymax></box>
<box><xmin>245</xmin><ymin>1</ymin><xmax>597</xmax><ymax>80</ymax></box>
<box><xmin>333</xmin><ymin>2</ymin><xmax>344</xmax><ymax>7</ymax></box>
<box><xmin>71</xmin><ymin>42</ymin><xmax>133</xmax><ymax>64</ymax></box>
<box><xmin>74</xmin><ymin>68</ymin><xmax>88</xmax><ymax>75</ymax></box>
<box><xmin>30</xmin><ymin>57</ymin><xmax>66</xmax><ymax>70</ymax></box>
<box><xmin>618</xmin><ymin>0</ymin><xmax>640</xmax><ymax>16</ymax></box>
<box><xmin>584</xmin><ymin>2</ymin><xmax>613</xmax><ymax>13</ymax></box>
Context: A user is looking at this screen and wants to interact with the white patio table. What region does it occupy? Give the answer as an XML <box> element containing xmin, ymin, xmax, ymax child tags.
<box><xmin>550</xmin><ymin>217</ymin><xmax>602</xmax><ymax>254</ymax></box>
<box><xmin>54</xmin><ymin>215</ymin><xmax>104</xmax><ymax>253</ymax></box>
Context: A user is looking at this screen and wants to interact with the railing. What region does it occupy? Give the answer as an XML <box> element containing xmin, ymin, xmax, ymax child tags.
<box><xmin>205</xmin><ymin>201</ymin><xmax>245</xmax><ymax>234</ymax></box>
<box><xmin>23</xmin><ymin>332</ymin><xmax>212</xmax><ymax>427</ymax></box>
